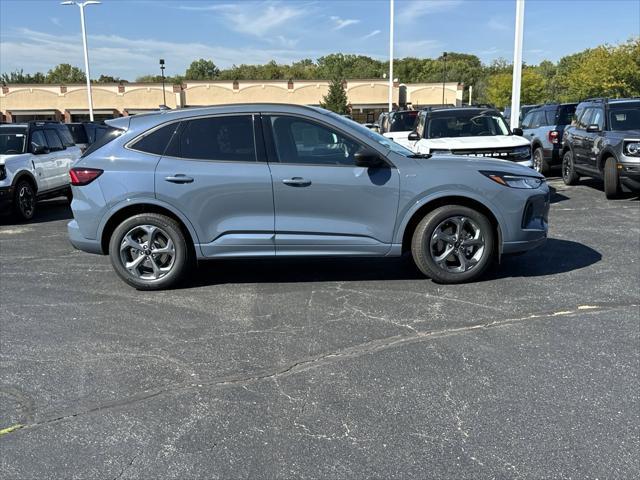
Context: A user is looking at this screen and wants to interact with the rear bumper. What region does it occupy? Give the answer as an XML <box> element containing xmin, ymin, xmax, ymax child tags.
<box><xmin>542</xmin><ymin>146</ymin><xmax>562</xmax><ymax>164</ymax></box>
<box><xmin>0</xmin><ymin>186</ymin><xmax>14</xmax><ymax>213</ymax></box>
<box><xmin>68</xmin><ymin>219</ymin><xmax>104</xmax><ymax>254</ymax></box>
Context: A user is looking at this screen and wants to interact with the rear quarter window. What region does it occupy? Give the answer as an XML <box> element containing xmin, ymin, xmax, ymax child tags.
<box><xmin>81</xmin><ymin>127</ymin><xmax>124</xmax><ymax>158</ymax></box>
<box><xmin>129</xmin><ymin>123</ymin><xmax>180</xmax><ymax>156</ymax></box>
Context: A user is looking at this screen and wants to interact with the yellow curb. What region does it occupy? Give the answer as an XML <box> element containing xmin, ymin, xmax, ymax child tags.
<box><xmin>0</xmin><ymin>424</ymin><xmax>23</xmax><ymax>436</ymax></box>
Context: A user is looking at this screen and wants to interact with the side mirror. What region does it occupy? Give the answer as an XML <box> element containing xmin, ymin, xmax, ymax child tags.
<box><xmin>354</xmin><ymin>148</ymin><xmax>385</xmax><ymax>168</ymax></box>
<box><xmin>512</xmin><ymin>128</ymin><xmax>524</xmax><ymax>136</ymax></box>
<box><xmin>408</xmin><ymin>131</ymin><xmax>420</xmax><ymax>141</ymax></box>
<box><xmin>32</xmin><ymin>144</ymin><xmax>49</xmax><ymax>155</ymax></box>
<box><xmin>586</xmin><ymin>124</ymin><xmax>601</xmax><ymax>133</ymax></box>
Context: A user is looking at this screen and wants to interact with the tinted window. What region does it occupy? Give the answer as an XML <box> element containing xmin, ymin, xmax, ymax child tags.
<box><xmin>521</xmin><ymin>112</ymin><xmax>535</xmax><ymax>129</ymax></box>
<box><xmin>556</xmin><ymin>105</ymin><xmax>577</xmax><ymax>125</ymax></box>
<box><xmin>426</xmin><ymin>111</ymin><xmax>509</xmax><ymax>138</ymax></box>
<box><xmin>81</xmin><ymin>127</ymin><xmax>124</xmax><ymax>158</ymax></box>
<box><xmin>176</xmin><ymin>115</ymin><xmax>255</xmax><ymax>162</ymax></box>
<box><xmin>576</xmin><ymin>108</ymin><xmax>593</xmax><ymax>129</ymax></box>
<box><xmin>57</xmin><ymin>126</ymin><xmax>75</xmax><ymax>147</ymax></box>
<box><xmin>590</xmin><ymin>108</ymin><xmax>605</xmax><ymax>130</ymax></box>
<box><xmin>0</xmin><ymin>127</ymin><xmax>28</xmax><ymax>154</ymax></box>
<box><xmin>609</xmin><ymin>104</ymin><xmax>640</xmax><ymax>131</ymax></box>
<box><xmin>389</xmin><ymin>111</ymin><xmax>418</xmax><ymax>132</ymax></box>
<box><xmin>269</xmin><ymin>115</ymin><xmax>363</xmax><ymax>166</ymax></box>
<box><xmin>131</xmin><ymin>123</ymin><xmax>179</xmax><ymax>156</ymax></box>
<box><xmin>67</xmin><ymin>124</ymin><xmax>88</xmax><ymax>144</ymax></box>
<box><xmin>30</xmin><ymin>130</ymin><xmax>47</xmax><ymax>152</ymax></box>
<box><xmin>44</xmin><ymin>129</ymin><xmax>64</xmax><ymax>150</ymax></box>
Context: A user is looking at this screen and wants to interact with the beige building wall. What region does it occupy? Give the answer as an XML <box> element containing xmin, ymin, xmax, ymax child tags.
<box><xmin>0</xmin><ymin>80</ymin><xmax>464</xmax><ymax>121</ymax></box>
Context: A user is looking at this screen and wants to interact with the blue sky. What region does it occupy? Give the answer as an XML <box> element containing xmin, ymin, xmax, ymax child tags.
<box><xmin>1</xmin><ymin>0</ymin><xmax>638</xmax><ymax>80</ymax></box>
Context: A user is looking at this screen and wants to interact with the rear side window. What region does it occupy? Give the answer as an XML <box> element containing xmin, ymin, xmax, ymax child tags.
<box><xmin>44</xmin><ymin>129</ymin><xmax>64</xmax><ymax>151</ymax></box>
<box><xmin>173</xmin><ymin>115</ymin><xmax>256</xmax><ymax>162</ymax></box>
<box><xmin>67</xmin><ymin>124</ymin><xmax>88</xmax><ymax>144</ymax></box>
<box><xmin>81</xmin><ymin>127</ymin><xmax>124</xmax><ymax>158</ymax></box>
<box><xmin>57</xmin><ymin>127</ymin><xmax>75</xmax><ymax>147</ymax></box>
<box><xmin>130</xmin><ymin>123</ymin><xmax>179</xmax><ymax>156</ymax></box>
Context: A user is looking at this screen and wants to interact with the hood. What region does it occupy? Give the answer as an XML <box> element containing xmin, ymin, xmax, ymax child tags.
<box><xmin>383</xmin><ymin>131</ymin><xmax>412</xmax><ymax>141</ymax></box>
<box><xmin>0</xmin><ymin>153</ymin><xmax>31</xmax><ymax>166</ymax></box>
<box><xmin>417</xmin><ymin>153</ymin><xmax>542</xmax><ymax>177</ymax></box>
<box><xmin>609</xmin><ymin>129</ymin><xmax>640</xmax><ymax>139</ymax></box>
<box><xmin>422</xmin><ymin>135</ymin><xmax>530</xmax><ymax>151</ymax></box>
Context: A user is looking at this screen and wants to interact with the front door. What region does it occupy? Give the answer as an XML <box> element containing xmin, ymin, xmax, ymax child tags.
<box><xmin>263</xmin><ymin>114</ymin><xmax>400</xmax><ymax>256</ymax></box>
<box><xmin>154</xmin><ymin>114</ymin><xmax>275</xmax><ymax>257</ymax></box>
<box><xmin>28</xmin><ymin>130</ymin><xmax>55</xmax><ymax>192</ymax></box>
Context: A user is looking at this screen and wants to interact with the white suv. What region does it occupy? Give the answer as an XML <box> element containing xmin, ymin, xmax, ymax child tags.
<box><xmin>396</xmin><ymin>107</ymin><xmax>533</xmax><ymax>167</ymax></box>
<box><xmin>0</xmin><ymin>122</ymin><xmax>81</xmax><ymax>220</ymax></box>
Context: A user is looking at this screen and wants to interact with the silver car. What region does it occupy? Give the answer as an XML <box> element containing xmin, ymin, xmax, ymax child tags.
<box><xmin>67</xmin><ymin>104</ymin><xmax>549</xmax><ymax>290</ymax></box>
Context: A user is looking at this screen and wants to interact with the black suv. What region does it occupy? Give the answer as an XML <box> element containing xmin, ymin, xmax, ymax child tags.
<box><xmin>377</xmin><ymin>110</ymin><xmax>419</xmax><ymax>135</ymax></box>
<box><xmin>562</xmin><ymin>98</ymin><xmax>640</xmax><ymax>198</ymax></box>
<box><xmin>66</xmin><ymin>122</ymin><xmax>111</xmax><ymax>152</ymax></box>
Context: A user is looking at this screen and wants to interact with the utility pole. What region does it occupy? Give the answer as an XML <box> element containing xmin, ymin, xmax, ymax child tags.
<box><xmin>388</xmin><ymin>0</ymin><xmax>394</xmax><ymax>112</ymax></box>
<box><xmin>469</xmin><ymin>85</ymin><xmax>473</xmax><ymax>106</ymax></box>
<box><xmin>441</xmin><ymin>52</ymin><xmax>448</xmax><ymax>105</ymax></box>
<box><xmin>510</xmin><ymin>0</ymin><xmax>525</xmax><ymax>128</ymax></box>
<box><xmin>159</xmin><ymin>59</ymin><xmax>167</xmax><ymax>107</ymax></box>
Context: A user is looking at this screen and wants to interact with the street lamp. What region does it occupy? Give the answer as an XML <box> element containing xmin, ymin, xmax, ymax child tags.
<box><xmin>388</xmin><ymin>0</ymin><xmax>394</xmax><ymax>113</ymax></box>
<box><xmin>441</xmin><ymin>52</ymin><xmax>448</xmax><ymax>105</ymax></box>
<box><xmin>159</xmin><ymin>59</ymin><xmax>167</xmax><ymax>107</ymax></box>
<box><xmin>61</xmin><ymin>1</ymin><xmax>100</xmax><ymax>122</ymax></box>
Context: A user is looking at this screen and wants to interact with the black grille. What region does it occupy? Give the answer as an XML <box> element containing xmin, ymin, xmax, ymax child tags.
<box><xmin>450</xmin><ymin>147</ymin><xmax>528</xmax><ymax>162</ymax></box>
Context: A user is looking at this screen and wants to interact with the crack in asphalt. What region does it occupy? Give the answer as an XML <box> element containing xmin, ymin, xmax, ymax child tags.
<box><xmin>5</xmin><ymin>302</ymin><xmax>637</xmax><ymax>437</ymax></box>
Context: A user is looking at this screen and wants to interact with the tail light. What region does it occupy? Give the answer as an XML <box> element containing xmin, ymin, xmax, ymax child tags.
<box><xmin>548</xmin><ymin>130</ymin><xmax>559</xmax><ymax>144</ymax></box>
<box><xmin>69</xmin><ymin>167</ymin><xmax>103</xmax><ymax>186</ymax></box>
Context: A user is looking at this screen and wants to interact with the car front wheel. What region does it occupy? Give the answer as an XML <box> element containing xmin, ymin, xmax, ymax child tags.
<box><xmin>13</xmin><ymin>180</ymin><xmax>36</xmax><ymax>221</ymax></box>
<box><xmin>603</xmin><ymin>157</ymin><xmax>621</xmax><ymax>199</ymax></box>
<box><xmin>109</xmin><ymin>213</ymin><xmax>190</xmax><ymax>290</ymax></box>
<box><xmin>533</xmin><ymin>147</ymin><xmax>549</xmax><ymax>175</ymax></box>
<box><xmin>411</xmin><ymin>205</ymin><xmax>495</xmax><ymax>284</ymax></box>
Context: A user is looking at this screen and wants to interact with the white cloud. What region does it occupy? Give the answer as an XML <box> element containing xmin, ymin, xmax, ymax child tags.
<box><xmin>330</xmin><ymin>16</ymin><xmax>360</xmax><ymax>30</ymax></box>
<box><xmin>0</xmin><ymin>28</ymin><xmax>319</xmax><ymax>79</ymax></box>
<box><xmin>361</xmin><ymin>30</ymin><xmax>381</xmax><ymax>40</ymax></box>
<box><xmin>395</xmin><ymin>39</ymin><xmax>442</xmax><ymax>58</ymax></box>
<box><xmin>397</xmin><ymin>0</ymin><xmax>464</xmax><ymax>23</ymax></box>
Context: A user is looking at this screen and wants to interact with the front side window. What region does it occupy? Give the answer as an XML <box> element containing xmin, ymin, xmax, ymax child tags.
<box><xmin>590</xmin><ymin>108</ymin><xmax>605</xmax><ymax>130</ymax></box>
<box><xmin>30</xmin><ymin>130</ymin><xmax>48</xmax><ymax>152</ymax></box>
<box><xmin>269</xmin><ymin>116</ymin><xmax>363</xmax><ymax>166</ymax></box>
<box><xmin>0</xmin><ymin>128</ymin><xmax>27</xmax><ymax>154</ymax></box>
<box><xmin>175</xmin><ymin>115</ymin><xmax>255</xmax><ymax>162</ymax></box>
<box><xmin>44</xmin><ymin>129</ymin><xmax>64</xmax><ymax>151</ymax></box>
<box><xmin>576</xmin><ymin>108</ymin><xmax>594</xmax><ymax>130</ymax></box>
<box><xmin>426</xmin><ymin>112</ymin><xmax>510</xmax><ymax>138</ymax></box>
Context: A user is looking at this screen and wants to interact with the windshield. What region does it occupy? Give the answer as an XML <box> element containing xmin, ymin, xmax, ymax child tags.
<box><xmin>318</xmin><ymin>109</ymin><xmax>415</xmax><ymax>156</ymax></box>
<box><xmin>0</xmin><ymin>128</ymin><xmax>27</xmax><ymax>155</ymax></box>
<box><xmin>426</xmin><ymin>112</ymin><xmax>510</xmax><ymax>138</ymax></box>
<box><xmin>389</xmin><ymin>111</ymin><xmax>418</xmax><ymax>132</ymax></box>
<box><xmin>609</xmin><ymin>103</ymin><xmax>640</xmax><ymax>131</ymax></box>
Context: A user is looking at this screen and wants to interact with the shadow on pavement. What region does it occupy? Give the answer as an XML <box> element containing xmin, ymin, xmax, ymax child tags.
<box><xmin>0</xmin><ymin>198</ymin><xmax>72</xmax><ymax>226</ymax></box>
<box><xmin>188</xmin><ymin>238</ymin><xmax>601</xmax><ymax>287</ymax></box>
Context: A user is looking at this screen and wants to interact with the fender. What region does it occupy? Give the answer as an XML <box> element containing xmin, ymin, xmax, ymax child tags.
<box><xmin>392</xmin><ymin>188</ymin><xmax>508</xmax><ymax>245</ymax></box>
<box><xmin>11</xmin><ymin>169</ymin><xmax>38</xmax><ymax>192</ymax></box>
<box><xmin>597</xmin><ymin>146</ymin><xmax>619</xmax><ymax>171</ymax></box>
<box><xmin>97</xmin><ymin>196</ymin><xmax>201</xmax><ymax>250</ymax></box>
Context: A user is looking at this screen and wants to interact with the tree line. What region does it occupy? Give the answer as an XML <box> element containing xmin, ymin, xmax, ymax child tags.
<box><xmin>1</xmin><ymin>38</ymin><xmax>637</xmax><ymax>109</ymax></box>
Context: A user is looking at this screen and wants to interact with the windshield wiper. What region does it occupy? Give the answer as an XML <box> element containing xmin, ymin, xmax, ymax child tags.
<box><xmin>407</xmin><ymin>153</ymin><xmax>432</xmax><ymax>159</ymax></box>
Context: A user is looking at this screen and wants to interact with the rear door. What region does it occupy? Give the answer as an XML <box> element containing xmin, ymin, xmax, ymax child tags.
<box><xmin>28</xmin><ymin>130</ymin><xmax>53</xmax><ymax>191</ymax></box>
<box><xmin>153</xmin><ymin>114</ymin><xmax>275</xmax><ymax>257</ymax></box>
<box><xmin>263</xmin><ymin>114</ymin><xmax>400</xmax><ymax>256</ymax></box>
<box><xmin>572</xmin><ymin>108</ymin><xmax>593</xmax><ymax>166</ymax></box>
<box><xmin>43</xmin><ymin>128</ymin><xmax>70</xmax><ymax>190</ymax></box>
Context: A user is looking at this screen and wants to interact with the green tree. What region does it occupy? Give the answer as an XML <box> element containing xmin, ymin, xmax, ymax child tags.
<box><xmin>485</xmin><ymin>68</ymin><xmax>547</xmax><ymax>109</ymax></box>
<box><xmin>1</xmin><ymin>69</ymin><xmax>46</xmax><ymax>84</ymax></box>
<box><xmin>319</xmin><ymin>77</ymin><xmax>349</xmax><ymax>114</ymax></box>
<box><xmin>45</xmin><ymin>63</ymin><xmax>86</xmax><ymax>83</ymax></box>
<box><xmin>96</xmin><ymin>74</ymin><xmax>127</xmax><ymax>83</ymax></box>
<box><xmin>184</xmin><ymin>59</ymin><xmax>220</xmax><ymax>80</ymax></box>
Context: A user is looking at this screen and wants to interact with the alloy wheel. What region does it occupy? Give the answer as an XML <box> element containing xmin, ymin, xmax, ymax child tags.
<box><xmin>533</xmin><ymin>149</ymin><xmax>543</xmax><ymax>173</ymax></box>
<box><xmin>429</xmin><ymin>216</ymin><xmax>485</xmax><ymax>273</ymax></box>
<box><xmin>17</xmin><ymin>185</ymin><xmax>35</xmax><ymax>218</ymax></box>
<box><xmin>119</xmin><ymin>224</ymin><xmax>176</xmax><ymax>280</ymax></box>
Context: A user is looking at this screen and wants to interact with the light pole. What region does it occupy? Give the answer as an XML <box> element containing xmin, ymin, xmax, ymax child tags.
<box><xmin>61</xmin><ymin>1</ymin><xmax>100</xmax><ymax>122</ymax></box>
<box><xmin>510</xmin><ymin>0</ymin><xmax>526</xmax><ymax>128</ymax></box>
<box><xmin>388</xmin><ymin>0</ymin><xmax>394</xmax><ymax>113</ymax></box>
<box><xmin>159</xmin><ymin>59</ymin><xmax>167</xmax><ymax>107</ymax></box>
<box><xmin>441</xmin><ymin>52</ymin><xmax>448</xmax><ymax>105</ymax></box>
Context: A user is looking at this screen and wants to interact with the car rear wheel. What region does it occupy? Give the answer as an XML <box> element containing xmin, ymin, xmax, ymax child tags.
<box><xmin>533</xmin><ymin>147</ymin><xmax>550</xmax><ymax>175</ymax></box>
<box><xmin>109</xmin><ymin>213</ymin><xmax>190</xmax><ymax>290</ymax></box>
<box><xmin>411</xmin><ymin>205</ymin><xmax>495</xmax><ymax>284</ymax></box>
<box><xmin>603</xmin><ymin>157</ymin><xmax>621</xmax><ymax>199</ymax></box>
<box><xmin>562</xmin><ymin>150</ymin><xmax>579</xmax><ymax>185</ymax></box>
<box><xmin>13</xmin><ymin>180</ymin><xmax>36</xmax><ymax>221</ymax></box>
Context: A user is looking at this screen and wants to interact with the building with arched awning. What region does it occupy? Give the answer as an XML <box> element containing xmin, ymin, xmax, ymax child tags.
<box><xmin>0</xmin><ymin>80</ymin><xmax>464</xmax><ymax>124</ymax></box>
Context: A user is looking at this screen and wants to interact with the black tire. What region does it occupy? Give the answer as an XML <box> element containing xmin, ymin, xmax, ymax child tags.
<box><xmin>603</xmin><ymin>157</ymin><xmax>621</xmax><ymax>199</ymax></box>
<box><xmin>411</xmin><ymin>205</ymin><xmax>495</xmax><ymax>284</ymax></box>
<box><xmin>562</xmin><ymin>150</ymin><xmax>579</xmax><ymax>185</ymax></box>
<box><xmin>108</xmin><ymin>213</ymin><xmax>190</xmax><ymax>290</ymax></box>
<box><xmin>65</xmin><ymin>188</ymin><xmax>73</xmax><ymax>203</ymax></box>
<box><xmin>533</xmin><ymin>147</ymin><xmax>550</xmax><ymax>176</ymax></box>
<box><xmin>13</xmin><ymin>180</ymin><xmax>36</xmax><ymax>221</ymax></box>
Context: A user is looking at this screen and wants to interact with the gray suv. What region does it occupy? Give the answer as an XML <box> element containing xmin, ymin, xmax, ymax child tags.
<box><xmin>67</xmin><ymin>104</ymin><xmax>549</xmax><ymax>290</ymax></box>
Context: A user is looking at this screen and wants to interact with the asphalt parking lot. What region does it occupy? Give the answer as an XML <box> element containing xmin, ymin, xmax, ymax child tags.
<box><xmin>0</xmin><ymin>177</ymin><xmax>638</xmax><ymax>479</ymax></box>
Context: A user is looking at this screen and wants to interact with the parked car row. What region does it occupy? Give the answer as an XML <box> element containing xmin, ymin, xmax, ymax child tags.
<box><xmin>0</xmin><ymin>121</ymin><xmax>107</xmax><ymax>219</ymax></box>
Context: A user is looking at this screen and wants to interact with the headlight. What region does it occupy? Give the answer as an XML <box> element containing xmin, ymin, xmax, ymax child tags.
<box><xmin>480</xmin><ymin>171</ymin><xmax>544</xmax><ymax>189</ymax></box>
<box><xmin>624</xmin><ymin>141</ymin><xmax>640</xmax><ymax>157</ymax></box>
<box><xmin>512</xmin><ymin>146</ymin><xmax>531</xmax><ymax>159</ymax></box>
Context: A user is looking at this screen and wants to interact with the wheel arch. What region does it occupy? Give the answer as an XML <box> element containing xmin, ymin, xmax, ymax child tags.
<box><xmin>399</xmin><ymin>195</ymin><xmax>502</xmax><ymax>256</ymax></box>
<box><xmin>597</xmin><ymin>148</ymin><xmax>618</xmax><ymax>171</ymax></box>
<box><xmin>11</xmin><ymin>170</ymin><xmax>38</xmax><ymax>193</ymax></box>
<box><xmin>100</xmin><ymin>201</ymin><xmax>198</xmax><ymax>256</ymax></box>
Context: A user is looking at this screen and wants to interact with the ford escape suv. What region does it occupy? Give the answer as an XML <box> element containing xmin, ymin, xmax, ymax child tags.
<box><xmin>68</xmin><ymin>104</ymin><xmax>549</xmax><ymax>290</ymax></box>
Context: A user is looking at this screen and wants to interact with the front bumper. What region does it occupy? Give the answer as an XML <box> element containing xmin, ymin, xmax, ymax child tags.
<box><xmin>500</xmin><ymin>188</ymin><xmax>550</xmax><ymax>255</ymax></box>
<box><xmin>619</xmin><ymin>163</ymin><xmax>640</xmax><ymax>192</ymax></box>
<box><xmin>0</xmin><ymin>185</ymin><xmax>14</xmax><ymax>213</ymax></box>
<box><xmin>516</xmin><ymin>158</ymin><xmax>534</xmax><ymax>168</ymax></box>
<box><xmin>68</xmin><ymin>219</ymin><xmax>104</xmax><ymax>254</ymax></box>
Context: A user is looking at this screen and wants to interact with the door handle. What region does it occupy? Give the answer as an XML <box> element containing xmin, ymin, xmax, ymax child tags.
<box><xmin>165</xmin><ymin>174</ymin><xmax>194</xmax><ymax>184</ymax></box>
<box><xmin>282</xmin><ymin>177</ymin><xmax>312</xmax><ymax>187</ymax></box>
